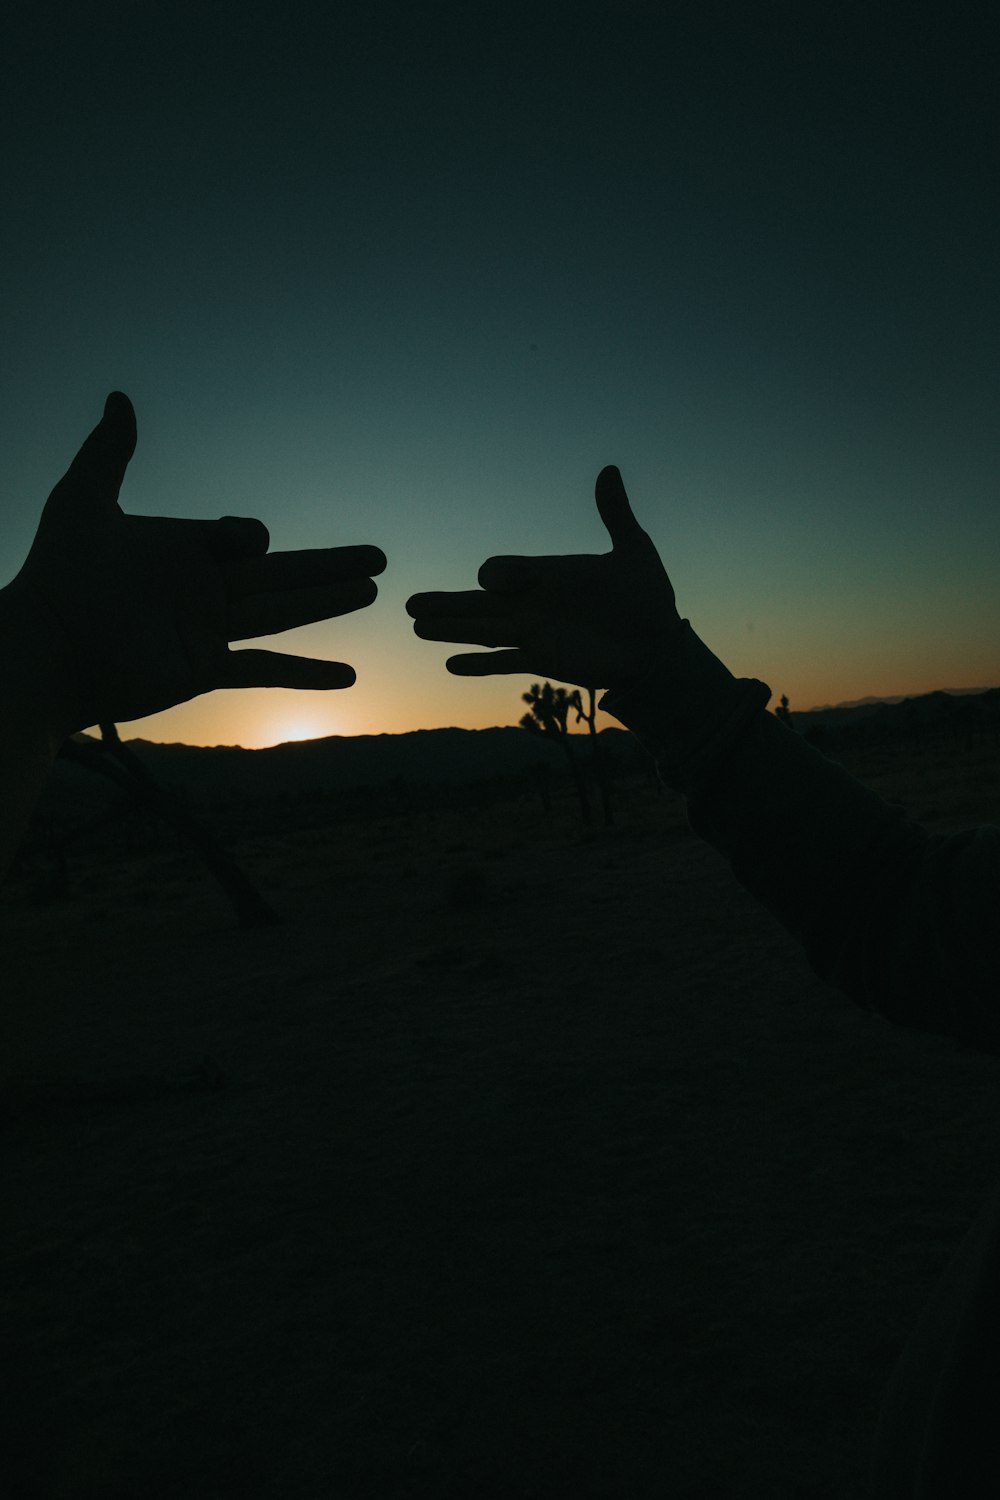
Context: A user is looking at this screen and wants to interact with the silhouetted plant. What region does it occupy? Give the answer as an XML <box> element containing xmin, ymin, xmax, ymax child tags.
<box><xmin>567</xmin><ymin>686</ymin><xmax>614</xmax><ymax>826</ymax></box>
<box><xmin>57</xmin><ymin>723</ymin><xmax>281</xmax><ymax>928</ymax></box>
<box><xmin>519</xmin><ymin>682</ymin><xmax>592</xmax><ymax>823</ymax></box>
<box><xmin>775</xmin><ymin>694</ymin><xmax>794</xmax><ymax>727</ymax></box>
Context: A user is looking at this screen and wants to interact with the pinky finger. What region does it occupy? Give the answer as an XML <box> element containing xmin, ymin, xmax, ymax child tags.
<box><xmin>445</xmin><ymin>649</ymin><xmax>530</xmax><ymax>676</ymax></box>
<box><xmin>219</xmin><ymin>649</ymin><xmax>357</xmax><ymax>689</ymax></box>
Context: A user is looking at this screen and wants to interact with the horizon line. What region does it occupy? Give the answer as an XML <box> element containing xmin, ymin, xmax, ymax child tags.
<box><xmin>77</xmin><ymin>681</ymin><xmax>999</xmax><ymax>753</ymax></box>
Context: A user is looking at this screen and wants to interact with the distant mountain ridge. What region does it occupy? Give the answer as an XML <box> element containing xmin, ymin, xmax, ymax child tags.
<box><xmin>805</xmin><ymin>686</ymin><xmax>995</xmax><ymax>714</ymax></box>
<box><xmin>30</xmin><ymin>685</ymin><xmax>1000</xmax><ymax>835</ymax></box>
<box><xmin>122</xmin><ymin>725</ymin><xmax>638</xmax><ymax>797</ymax></box>
<box><xmin>787</xmin><ymin>685</ymin><xmax>1000</xmax><ymax>736</ymax></box>
<box><xmin>37</xmin><ymin>725</ymin><xmax>642</xmax><ymax>827</ymax></box>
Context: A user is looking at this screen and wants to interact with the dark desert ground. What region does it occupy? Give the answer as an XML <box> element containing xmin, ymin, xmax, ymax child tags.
<box><xmin>3</xmin><ymin>706</ymin><xmax>1000</xmax><ymax>1499</ymax></box>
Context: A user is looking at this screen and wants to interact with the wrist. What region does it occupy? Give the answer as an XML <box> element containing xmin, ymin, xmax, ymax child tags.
<box><xmin>598</xmin><ymin>620</ymin><xmax>772</xmax><ymax>796</ymax></box>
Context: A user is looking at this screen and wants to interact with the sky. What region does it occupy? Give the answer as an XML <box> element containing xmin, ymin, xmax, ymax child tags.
<box><xmin>2</xmin><ymin>0</ymin><xmax>997</xmax><ymax>748</ymax></box>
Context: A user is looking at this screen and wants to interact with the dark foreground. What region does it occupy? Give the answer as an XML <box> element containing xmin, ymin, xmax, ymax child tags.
<box><xmin>3</xmin><ymin>739</ymin><xmax>1000</xmax><ymax>1498</ymax></box>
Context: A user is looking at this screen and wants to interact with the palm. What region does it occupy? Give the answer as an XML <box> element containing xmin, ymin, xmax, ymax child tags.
<box><xmin>24</xmin><ymin>510</ymin><xmax>246</xmax><ymax>725</ymax></box>
<box><xmin>493</xmin><ymin>546</ymin><xmax>672</xmax><ymax>687</ymax></box>
<box><xmin>405</xmin><ymin>467</ymin><xmax>681</xmax><ymax>692</ymax></box>
<box><xmin>12</xmin><ymin>394</ymin><xmax>387</xmax><ymax>734</ymax></box>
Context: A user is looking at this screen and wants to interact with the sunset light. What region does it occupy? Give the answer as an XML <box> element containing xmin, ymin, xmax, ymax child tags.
<box><xmin>3</xmin><ymin>3</ymin><xmax>997</xmax><ymax>757</ymax></box>
<box><xmin>6</xmin><ymin>8</ymin><xmax>1000</xmax><ymax>1496</ymax></box>
<box><xmin>273</xmin><ymin>719</ymin><xmax>328</xmax><ymax>746</ymax></box>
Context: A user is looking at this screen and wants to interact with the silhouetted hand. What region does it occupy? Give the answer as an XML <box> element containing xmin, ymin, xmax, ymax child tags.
<box><xmin>405</xmin><ymin>466</ymin><xmax>682</xmax><ymax>691</ymax></box>
<box><xmin>7</xmin><ymin>393</ymin><xmax>387</xmax><ymax>734</ymax></box>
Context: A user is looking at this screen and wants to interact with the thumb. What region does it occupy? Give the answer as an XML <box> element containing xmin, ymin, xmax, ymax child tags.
<box><xmin>595</xmin><ymin>465</ymin><xmax>645</xmax><ymax>548</ymax></box>
<box><xmin>50</xmin><ymin>391</ymin><xmax>138</xmax><ymax>518</ymax></box>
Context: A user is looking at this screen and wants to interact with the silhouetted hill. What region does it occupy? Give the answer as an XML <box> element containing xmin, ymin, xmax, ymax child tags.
<box><xmin>24</xmin><ymin>686</ymin><xmax>1000</xmax><ymax>847</ymax></box>
<box><xmin>126</xmin><ymin>725</ymin><xmax>639</xmax><ymax>798</ymax></box>
<box><xmin>32</xmin><ymin>725</ymin><xmax>644</xmax><ymax>833</ymax></box>
<box><xmin>788</xmin><ymin>686</ymin><xmax>1000</xmax><ymax>741</ymax></box>
<box><xmin>807</xmin><ymin>686</ymin><xmax>995</xmax><ymax>714</ymax></box>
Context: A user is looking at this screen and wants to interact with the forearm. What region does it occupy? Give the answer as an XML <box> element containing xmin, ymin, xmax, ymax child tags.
<box><xmin>0</xmin><ymin>583</ymin><xmax>69</xmax><ymax>878</ymax></box>
<box><xmin>599</xmin><ymin>622</ymin><xmax>911</xmax><ymax>944</ymax></box>
<box><xmin>600</xmin><ymin>623</ymin><xmax>1000</xmax><ymax>1052</ymax></box>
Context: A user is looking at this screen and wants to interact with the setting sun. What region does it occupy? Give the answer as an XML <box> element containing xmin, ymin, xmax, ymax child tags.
<box><xmin>272</xmin><ymin>718</ymin><xmax>328</xmax><ymax>746</ymax></box>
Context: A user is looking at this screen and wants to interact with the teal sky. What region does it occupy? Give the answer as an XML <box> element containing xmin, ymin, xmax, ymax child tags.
<box><xmin>2</xmin><ymin>0</ymin><xmax>997</xmax><ymax>747</ymax></box>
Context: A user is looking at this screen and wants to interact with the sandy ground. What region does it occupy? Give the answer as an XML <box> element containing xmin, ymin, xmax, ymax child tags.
<box><xmin>2</xmin><ymin>740</ymin><xmax>1000</xmax><ymax>1498</ymax></box>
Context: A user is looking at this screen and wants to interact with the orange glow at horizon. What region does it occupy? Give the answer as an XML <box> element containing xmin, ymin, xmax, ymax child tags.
<box><xmin>265</xmin><ymin>714</ymin><xmax>339</xmax><ymax>747</ymax></box>
<box><xmin>102</xmin><ymin>661</ymin><xmax>1000</xmax><ymax>751</ymax></box>
<box><xmin>95</xmin><ymin>599</ymin><xmax>1000</xmax><ymax>751</ymax></box>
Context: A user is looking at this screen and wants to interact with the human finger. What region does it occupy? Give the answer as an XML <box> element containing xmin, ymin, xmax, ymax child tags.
<box><xmin>412</xmin><ymin>614</ymin><xmax>516</xmax><ymax>647</ymax></box>
<box><xmin>226</xmin><ymin>544</ymin><xmax>387</xmax><ymax>595</ymax></box>
<box><xmin>595</xmin><ymin>466</ymin><xmax>645</xmax><ymax>548</ymax></box>
<box><xmin>216</xmin><ymin>649</ymin><xmax>357</xmax><ymax>690</ymax></box>
<box><xmin>47</xmin><ymin>391</ymin><xmax>137</xmax><ymax>517</ymax></box>
<box><xmin>405</xmin><ymin>589</ymin><xmax>501</xmax><ymax>618</ymax></box>
<box><xmin>445</xmin><ymin>648</ymin><xmax>530</xmax><ymax>675</ymax></box>
<box><xmin>477</xmin><ymin>556</ymin><xmax>546</xmax><ymax>593</ymax></box>
<box><xmin>228</xmin><ymin>578</ymin><xmax>378</xmax><ymax>639</ymax></box>
<box><xmin>208</xmin><ymin>515</ymin><xmax>271</xmax><ymax>562</ymax></box>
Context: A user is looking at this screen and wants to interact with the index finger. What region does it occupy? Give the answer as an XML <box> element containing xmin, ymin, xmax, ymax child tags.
<box><xmin>405</xmin><ymin>589</ymin><xmax>502</xmax><ymax>618</ymax></box>
<box><xmin>477</xmin><ymin>555</ymin><xmax>548</xmax><ymax>593</ymax></box>
<box><xmin>226</xmin><ymin>544</ymin><xmax>387</xmax><ymax>594</ymax></box>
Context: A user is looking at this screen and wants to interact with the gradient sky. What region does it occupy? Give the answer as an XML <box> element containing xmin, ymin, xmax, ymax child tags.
<box><xmin>2</xmin><ymin>0</ymin><xmax>997</xmax><ymax>748</ymax></box>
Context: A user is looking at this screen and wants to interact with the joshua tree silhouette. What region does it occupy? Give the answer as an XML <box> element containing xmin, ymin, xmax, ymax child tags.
<box><xmin>567</xmin><ymin>686</ymin><xmax>615</xmax><ymax>826</ymax></box>
<box><xmin>519</xmin><ymin>682</ymin><xmax>592</xmax><ymax>824</ymax></box>
<box><xmin>775</xmin><ymin>694</ymin><xmax>794</xmax><ymax>727</ymax></box>
<box><xmin>56</xmin><ymin>724</ymin><xmax>280</xmax><ymax>927</ymax></box>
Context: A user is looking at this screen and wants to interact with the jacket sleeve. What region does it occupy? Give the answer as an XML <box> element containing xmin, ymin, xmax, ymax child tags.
<box><xmin>600</xmin><ymin>621</ymin><xmax>1000</xmax><ymax>1055</ymax></box>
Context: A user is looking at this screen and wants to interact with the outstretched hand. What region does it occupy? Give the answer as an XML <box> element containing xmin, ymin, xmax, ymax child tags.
<box><xmin>8</xmin><ymin>393</ymin><xmax>387</xmax><ymax>735</ymax></box>
<box><xmin>405</xmin><ymin>466</ymin><xmax>682</xmax><ymax>692</ymax></box>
